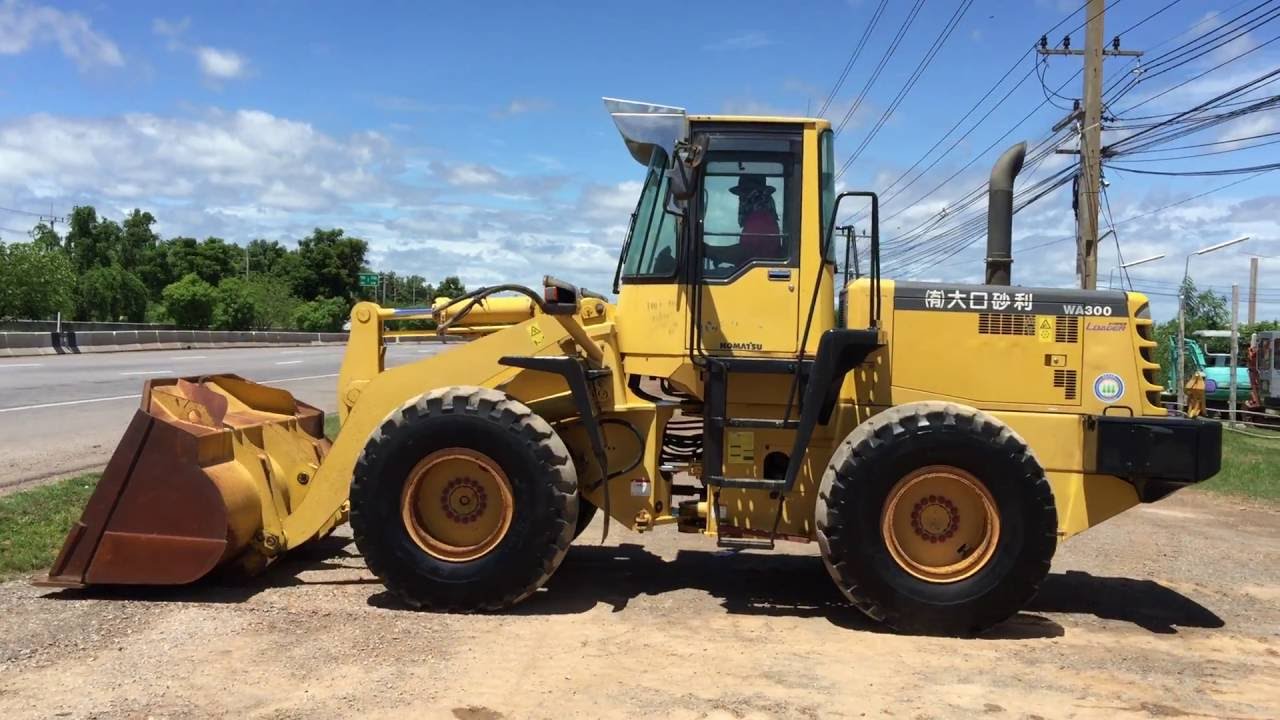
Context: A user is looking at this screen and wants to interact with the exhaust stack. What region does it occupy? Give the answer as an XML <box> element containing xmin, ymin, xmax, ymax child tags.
<box><xmin>985</xmin><ymin>142</ymin><xmax>1027</xmax><ymax>286</ymax></box>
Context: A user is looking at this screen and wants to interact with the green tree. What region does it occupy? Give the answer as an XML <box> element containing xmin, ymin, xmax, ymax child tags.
<box><xmin>246</xmin><ymin>239</ymin><xmax>289</xmax><ymax>276</ymax></box>
<box><xmin>436</xmin><ymin>275</ymin><xmax>466</xmax><ymax>300</ymax></box>
<box><xmin>198</xmin><ymin>238</ymin><xmax>241</xmax><ymax>285</ymax></box>
<box><xmin>161</xmin><ymin>273</ymin><xmax>217</xmax><ymax>329</ymax></box>
<box><xmin>65</xmin><ymin>206</ymin><xmax>102</xmax><ymax>272</ymax></box>
<box><xmin>77</xmin><ymin>266</ymin><xmax>148</xmax><ymax>322</ymax></box>
<box><xmin>30</xmin><ymin>222</ymin><xmax>61</xmax><ymax>251</ymax></box>
<box><xmin>212</xmin><ymin>277</ymin><xmax>259</xmax><ymax>330</ymax></box>
<box><xmin>291</xmin><ymin>296</ymin><xmax>349</xmax><ymax>332</ymax></box>
<box><xmin>240</xmin><ymin>275</ymin><xmax>301</xmax><ymax>328</ymax></box>
<box><xmin>119</xmin><ymin>209</ymin><xmax>159</xmax><ymax>269</ymax></box>
<box><xmin>1153</xmin><ymin>277</ymin><xmax>1231</xmax><ymax>386</ymax></box>
<box><xmin>293</xmin><ymin>228</ymin><xmax>368</xmax><ymax>301</ymax></box>
<box><xmin>0</xmin><ymin>242</ymin><xmax>76</xmax><ymax>319</ymax></box>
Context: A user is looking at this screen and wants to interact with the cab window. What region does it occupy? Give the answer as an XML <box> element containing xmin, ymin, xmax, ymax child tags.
<box><xmin>819</xmin><ymin>129</ymin><xmax>836</xmax><ymax>262</ymax></box>
<box><xmin>700</xmin><ymin>140</ymin><xmax>800</xmax><ymax>280</ymax></box>
<box><xmin>620</xmin><ymin>149</ymin><xmax>678</xmax><ymax>279</ymax></box>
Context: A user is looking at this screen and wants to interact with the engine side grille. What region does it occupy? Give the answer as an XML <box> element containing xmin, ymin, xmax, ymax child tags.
<box><xmin>1134</xmin><ymin>302</ymin><xmax>1163</xmax><ymax>409</ymax></box>
<box><xmin>1055</xmin><ymin>315</ymin><xmax>1079</xmax><ymax>343</ymax></box>
<box><xmin>1053</xmin><ymin>369</ymin><xmax>1078</xmax><ymax>401</ymax></box>
<box><xmin>978</xmin><ymin>313</ymin><xmax>1035</xmax><ymax>336</ymax></box>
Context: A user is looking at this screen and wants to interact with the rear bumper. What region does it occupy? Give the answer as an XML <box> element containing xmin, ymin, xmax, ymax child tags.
<box><xmin>1094</xmin><ymin>416</ymin><xmax>1222</xmax><ymax>502</ymax></box>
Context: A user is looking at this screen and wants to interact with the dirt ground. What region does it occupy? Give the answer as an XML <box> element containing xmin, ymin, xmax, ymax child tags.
<box><xmin>1</xmin><ymin>490</ymin><xmax>1277</xmax><ymax>720</ymax></box>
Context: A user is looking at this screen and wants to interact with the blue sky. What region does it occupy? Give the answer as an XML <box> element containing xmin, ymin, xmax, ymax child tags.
<box><xmin>0</xmin><ymin>0</ymin><xmax>1277</xmax><ymax>321</ymax></box>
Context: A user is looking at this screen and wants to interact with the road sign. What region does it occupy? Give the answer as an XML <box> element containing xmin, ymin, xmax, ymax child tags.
<box><xmin>359</xmin><ymin>273</ymin><xmax>379</xmax><ymax>288</ymax></box>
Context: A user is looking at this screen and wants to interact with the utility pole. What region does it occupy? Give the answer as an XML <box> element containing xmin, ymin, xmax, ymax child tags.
<box><xmin>1230</xmin><ymin>284</ymin><xmax>1240</xmax><ymax>424</ymax></box>
<box><xmin>1038</xmin><ymin>0</ymin><xmax>1142</xmax><ymax>289</ymax></box>
<box><xmin>1248</xmin><ymin>256</ymin><xmax>1259</xmax><ymax>324</ymax></box>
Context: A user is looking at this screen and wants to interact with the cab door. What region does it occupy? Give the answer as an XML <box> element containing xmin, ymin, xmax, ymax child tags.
<box><xmin>691</xmin><ymin>130</ymin><xmax>804</xmax><ymax>356</ymax></box>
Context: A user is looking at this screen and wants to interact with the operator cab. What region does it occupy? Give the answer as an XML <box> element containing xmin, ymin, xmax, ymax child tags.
<box><xmin>607</xmin><ymin>98</ymin><xmax>868</xmax><ymax>361</ymax></box>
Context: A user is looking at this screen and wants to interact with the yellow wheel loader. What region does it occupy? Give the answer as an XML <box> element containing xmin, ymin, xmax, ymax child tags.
<box><xmin>40</xmin><ymin>99</ymin><xmax>1222</xmax><ymax>635</ymax></box>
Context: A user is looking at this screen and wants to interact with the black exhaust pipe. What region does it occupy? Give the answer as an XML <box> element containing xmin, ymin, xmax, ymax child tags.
<box><xmin>985</xmin><ymin>142</ymin><xmax>1027</xmax><ymax>286</ymax></box>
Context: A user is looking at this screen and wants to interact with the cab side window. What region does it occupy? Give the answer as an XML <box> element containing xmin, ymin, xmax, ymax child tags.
<box><xmin>701</xmin><ymin>147</ymin><xmax>799</xmax><ymax>280</ymax></box>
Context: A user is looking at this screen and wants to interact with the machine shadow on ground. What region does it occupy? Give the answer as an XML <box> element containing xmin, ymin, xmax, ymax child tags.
<box><xmin>43</xmin><ymin>535</ymin><xmax>1223</xmax><ymax>638</ymax></box>
<box><xmin>373</xmin><ymin>542</ymin><xmax>1224</xmax><ymax>638</ymax></box>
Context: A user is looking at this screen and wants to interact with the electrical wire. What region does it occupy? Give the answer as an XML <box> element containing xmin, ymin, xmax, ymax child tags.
<box><xmin>1113</xmin><ymin>30</ymin><xmax>1280</xmax><ymax>117</ymax></box>
<box><xmin>1107</xmin><ymin>160</ymin><xmax>1280</xmax><ymax>176</ymax></box>
<box><xmin>832</xmin><ymin>0</ymin><xmax>928</xmax><ymax>137</ymax></box>
<box><xmin>1013</xmin><ymin>168</ymin><xmax>1277</xmax><ymax>254</ymax></box>
<box><xmin>817</xmin><ymin>0</ymin><xmax>890</xmax><ymax>118</ymax></box>
<box><xmin>1105</xmin><ymin>0</ymin><xmax>1280</xmax><ymax>109</ymax></box>
<box><xmin>836</xmin><ymin>0</ymin><xmax>975</xmax><ymax>179</ymax></box>
<box><xmin>1108</xmin><ymin>135</ymin><xmax>1280</xmax><ymax>162</ymax></box>
<box><xmin>1120</xmin><ymin>128</ymin><xmax>1280</xmax><ymax>153</ymax></box>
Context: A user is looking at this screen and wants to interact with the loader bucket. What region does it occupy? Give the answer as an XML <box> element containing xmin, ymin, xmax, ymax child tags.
<box><xmin>37</xmin><ymin>375</ymin><xmax>334</xmax><ymax>588</ymax></box>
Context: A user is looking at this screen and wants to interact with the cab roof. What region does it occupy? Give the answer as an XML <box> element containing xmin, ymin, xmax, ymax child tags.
<box><xmin>688</xmin><ymin>114</ymin><xmax>830</xmax><ymax>130</ymax></box>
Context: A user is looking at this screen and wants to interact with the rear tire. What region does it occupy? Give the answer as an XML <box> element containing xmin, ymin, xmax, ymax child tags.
<box><xmin>816</xmin><ymin>401</ymin><xmax>1057</xmax><ymax>635</ymax></box>
<box><xmin>350</xmin><ymin>386</ymin><xmax>577</xmax><ymax>611</ymax></box>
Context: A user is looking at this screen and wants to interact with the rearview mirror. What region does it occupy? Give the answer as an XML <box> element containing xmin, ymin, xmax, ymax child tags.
<box><xmin>667</xmin><ymin>136</ymin><xmax>707</xmax><ymax>202</ymax></box>
<box><xmin>667</xmin><ymin>158</ymin><xmax>694</xmax><ymax>202</ymax></box>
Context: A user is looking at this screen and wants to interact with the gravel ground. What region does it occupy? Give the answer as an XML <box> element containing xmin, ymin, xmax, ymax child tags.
<box><xmin>0</xmin><ymin>490</ymin><xmax>1277</xmax><ymax>720</ymax></box>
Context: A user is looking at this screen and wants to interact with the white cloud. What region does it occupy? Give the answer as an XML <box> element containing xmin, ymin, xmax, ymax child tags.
<box><xmin>704</xmin><ymin>31</ymin><xmax>774</xmax><ymax>52</ymax></box>
<box><xmin>0</xmin><ymin>107</ymin><xmax>640</xmax><ymax>294</ymax></box>
<box><xmin>492</xmin><ymin>97</ymin><xmax>552</xmax><ymax>118</ymax></box>
<box><xmin>152</xmin><ymin>16</ymin><xmax>189</xmax><ymax>50</ymax></box>
<box><xmin>0</xmin><ymin>0</ymin><xmax>123</xmax><ymax>69</ymax></box>
<box><xmin>438</xmin><ymin>163</ymin><xmax>503</xmax><ymax>187</ymax></box>
<box><xmin>196</xmin><ymin>46</ymin><xmax>247</xmax><ymax>80</ymax></box>
<box><xmin>0</xmin><ymin>109</ymin><xmax>395</xmax><ymax>211</ymax></box>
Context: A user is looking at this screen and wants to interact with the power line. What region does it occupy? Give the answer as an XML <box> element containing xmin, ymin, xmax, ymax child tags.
<box><xmin>1107</xmin><ymin>67</ymin><xmax>1280</xmax><ymax>153</ymax></box>
<box><xmin>843</xmin><ymin>0</ymin><xmax>1120</xmax><ymax>232</ymax></box>
<box><xmin>1108</xmin><ymin>134</ymin><xmax>1280</xmax><ymax>162</ymax></box>
<box><xmin>1100</xmin><ymin>183</ymin><xmax>1132</xmax><ymax>289</ymax></box>
<box><xmin>1112</xmin><ymin>0</ymin><xmax>1186</xmax><ymax>39</ymax></box>
<box><xmin>836</xmin><ymin>0</ymin><xmax>975</xmax><ymax>179</ymax></box>
<box><xmin>1121</xmin><ymin>128</ymin><xmax>1280</xmax><ymax>153</ymax></box>
<box><xmin>1107</xmin><ymin>160</ymin><xmax>1280</xmax><ymax>176</ymax></box>
<box><xmin>817</xmin><ymin>0</ymin><xmax>890</xmax><ymax>118</ymax></box>
<box><xmin>1105</xmin><ymin>0</ymin><xmax>1280</xmax><ymax>108</ymax></box>
<box><xmin>832</xmin><ymin>0</ymin><xmax>928</xmax><ymax>137</ymax></box>
<box><xmin>1014</xmin><ymin>167</ymin><xmax>1277</xmax><ymax>254</ymax></box>
<box><xmin>1113</xmin><ymin>29</ymin><xmax>1280</xmax><ymax>117</ymax></box>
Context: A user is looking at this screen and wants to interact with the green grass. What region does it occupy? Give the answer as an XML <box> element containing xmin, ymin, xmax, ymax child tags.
<box><xmin>1200</xmin><ymin>427</ymin><xmax>1280</xmax><ymax>502</ymax></box>
<box><xmin>324</xmin><ymin>412</ymin><xmax>340</xmax><ymax>440</ymax></box>
<box><xmin>0</xmin><ymin>474</ymin><xmax>99</xmax><ymax>580</ymax></box>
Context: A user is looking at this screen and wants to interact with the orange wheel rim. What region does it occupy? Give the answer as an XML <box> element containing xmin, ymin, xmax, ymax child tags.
<box><xmin>401</xmin><ymin>447</ymin><xmax>514</xmax><ymax>562</ymax></box>
<box><xmin>881</xmin><ymin>465</ymin><xmax>1001</xmax><ymax>583</ymax></box>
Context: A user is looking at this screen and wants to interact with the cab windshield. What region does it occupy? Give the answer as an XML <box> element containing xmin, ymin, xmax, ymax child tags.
<box><xmin>620</xmin><ymin>148</ymin><xmax>678</xmax><ymax>279</ymax></box>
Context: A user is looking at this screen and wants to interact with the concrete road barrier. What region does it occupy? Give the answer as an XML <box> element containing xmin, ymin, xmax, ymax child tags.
<box><xmin>0</xmin><ymin>327</ymin><xmax>454</xmax><ymax>358</ymax></box>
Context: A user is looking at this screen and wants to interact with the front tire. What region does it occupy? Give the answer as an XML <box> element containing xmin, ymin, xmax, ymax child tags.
<box><xmin>816</xmin><ymin>401</ymin><xmax>1057</xmax><ymax>635</ymax></box>
<box><xmin>350</xmin><ymin>386</ymin><xmax>577</xmax><ymax>611</ymax></box>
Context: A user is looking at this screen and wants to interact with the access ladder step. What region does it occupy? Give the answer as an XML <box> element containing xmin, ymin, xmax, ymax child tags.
<box><xmin>725</xmin><ymin>418</ymin><xmax>800</xmax><ymax>429</ymax></box>
<box><xmin>717</xmin><ymin>536</ymin><xmax>776</xmax><ymax>551</ymax></box>
<box><xmin>706</xmin><ymin>475</ymin><xmax>787</xmax><ymax>490</ymax></box>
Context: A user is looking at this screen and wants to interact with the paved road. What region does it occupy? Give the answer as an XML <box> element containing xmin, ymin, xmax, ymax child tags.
<box><xmin>0</xmin><ymin>343</ymin><xmax>447</xmax><ymax>490</ymax></box>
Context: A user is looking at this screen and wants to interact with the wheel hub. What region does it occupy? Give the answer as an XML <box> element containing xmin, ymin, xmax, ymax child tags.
<box><xmin>881</xmin><ymin>466</ymin><xmax>1001</xmax><ymax>583</ymax></box>
<box><xmin>911</xmin><ymin>495</ymin><xmax>959</xmax><ymax>542</ymax></box>
<box><xmin>441</xmin><ymin>477</ymin><xmax>488</xmax><ymax>523</ymax></box>
<box><xmin>401</xmin><ymin>448</ymin><xmax>514</xmax><ymax>562</ymax></box>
